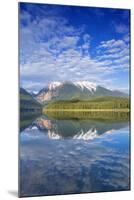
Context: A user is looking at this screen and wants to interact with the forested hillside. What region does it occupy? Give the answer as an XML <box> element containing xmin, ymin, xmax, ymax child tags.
<box><xmin>44</xmin><ymin>96</ymin><xmax>129</xmax><ymax>111</ymax></box>
<box><xmin>20</xmin><ymin>88</ymin><xmax>42</xmax><ymax>114</ymax></box>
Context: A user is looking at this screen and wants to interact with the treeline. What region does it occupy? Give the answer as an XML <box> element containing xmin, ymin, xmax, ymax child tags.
<box><xmin>44</xmin><ymin>110</ymin><xmax>130</xmax><ymax>121</ymax></box>
<box><xmin>44</xmin><ymin>96</ymin><xmax>130</xmax><ymax>110</ymax></box>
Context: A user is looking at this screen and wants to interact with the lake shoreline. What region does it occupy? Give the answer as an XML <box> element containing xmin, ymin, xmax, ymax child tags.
<box><xmin>43</xmin><ymin>109</ymin><xmax>130</xmax><ymax>112</ymax></box>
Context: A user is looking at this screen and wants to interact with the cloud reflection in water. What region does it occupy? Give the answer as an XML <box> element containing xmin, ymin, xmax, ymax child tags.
<box><xmin>19</xmin><ymin>117</ymin><xmax>130</xmax><ymax>197</ymax></box>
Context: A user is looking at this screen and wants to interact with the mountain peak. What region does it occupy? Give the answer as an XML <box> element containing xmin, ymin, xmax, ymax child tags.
<box><xmin>74</xmin><ymin>81</ymin><xmax>97</xmax><ymax>92</ymax></box>
<box><xmin>48</xmin><ymin>81</ymin><xmax>97</xmax><ymax>92</ymax></box>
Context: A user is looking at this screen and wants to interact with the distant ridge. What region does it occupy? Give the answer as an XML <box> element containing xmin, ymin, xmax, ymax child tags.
<box><xmin>20</xmin><ymin>88</ymin><xmax>41</xmax><ymax>114</ymax></box>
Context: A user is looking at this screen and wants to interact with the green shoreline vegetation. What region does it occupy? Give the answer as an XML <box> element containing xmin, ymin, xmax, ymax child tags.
<box><xmin>43</xmin><ymin>97</ymin><xmax>130</xmax><ymax>121</ymax></box>
<box><xmin>43</xmin><ymin>96</ymin><xmax>130</xmax><ymax>112</ymax></box>
<box><xmin>44</xmin><ymin>109</ymin><xmax>129</xmax><ymax>112</ymax></box>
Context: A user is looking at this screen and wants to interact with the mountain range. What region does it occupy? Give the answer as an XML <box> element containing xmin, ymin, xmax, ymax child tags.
<box><xmin>33</xmin><ymin>81</ymin><xmax>128</xmax><ymax>104</ymax></box>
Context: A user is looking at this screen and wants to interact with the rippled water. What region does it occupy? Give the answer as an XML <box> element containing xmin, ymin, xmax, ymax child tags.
<box><xmin>19</xmin><ymin>113</ymin><xmax>130</xmax><ymax>197</ymax></box>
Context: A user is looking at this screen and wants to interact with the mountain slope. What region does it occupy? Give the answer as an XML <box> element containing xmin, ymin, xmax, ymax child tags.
<box><xmin>20</xmin><ymin>88</ymin><xmax>42</xmax><ymax>114</ymax></box>
<box><xmin>35</xmin><ymin>81</ymin><xmax>128</xmax><ymax>103</ymax></box>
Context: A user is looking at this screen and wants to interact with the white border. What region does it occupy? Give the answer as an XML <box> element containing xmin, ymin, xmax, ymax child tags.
<box><xmin>0</xmin><ymin>0</ymin><xmax>133</xmax><ymax>199</ymax></box>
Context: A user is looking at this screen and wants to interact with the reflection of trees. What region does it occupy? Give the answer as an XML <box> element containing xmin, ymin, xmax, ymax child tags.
<box><xmin>20</xmin><ymin>114</ymin><xmax>40</xmax><ymax>132</ymax></box>
<box><xmin>44</xmin><ymin>110</ymin><xmax>129</xmax><ymax>121</ymax></box>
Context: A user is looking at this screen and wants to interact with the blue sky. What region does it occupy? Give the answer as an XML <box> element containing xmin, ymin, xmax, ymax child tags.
<box><xmin>20</xmin><ymin>3</ymin><xmax>130</xmax><ymax>93</ymax></box>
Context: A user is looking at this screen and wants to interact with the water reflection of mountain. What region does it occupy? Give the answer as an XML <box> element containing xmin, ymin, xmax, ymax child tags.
<box><xmin>33</xmin><ymin>116</ymin><xmax>128</xmax><ymax>140</ymax></box>
<box><xmin>20</xmin><ymin>110</ymin><xmax>129</xmax><ymax>140</ymax></box>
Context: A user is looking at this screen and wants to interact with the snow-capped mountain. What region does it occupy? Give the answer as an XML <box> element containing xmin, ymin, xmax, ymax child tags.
<box><xmin>35</xmin><ymin>81</ymin><xmax>128</xmax><ymax>103</ymax></box>
<box><xmin>48</xmin><ymin>81</ymin><xmax>97</xmax><ymax>91</ymax></box>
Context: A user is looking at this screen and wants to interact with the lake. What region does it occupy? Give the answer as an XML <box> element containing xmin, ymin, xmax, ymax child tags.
<box><xmin>19</xmin><ymin>111</ymin><xmax>130</xmax><ymax>197</ymax></box>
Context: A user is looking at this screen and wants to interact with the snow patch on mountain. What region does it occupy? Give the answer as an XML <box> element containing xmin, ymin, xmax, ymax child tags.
<box><xmin>49</xmin><ymin>81</ymin><xmax>62</xmax><ymax>90</ymax></box>
<box><xmin>48</xmin><ymin>81</ymin><xmax>97</xmax><ymax>92</ymax></box>
<box><xmin>74</xmin><ymin>81</ymin><xmax>97</xmax><ymax>92</ymax></box>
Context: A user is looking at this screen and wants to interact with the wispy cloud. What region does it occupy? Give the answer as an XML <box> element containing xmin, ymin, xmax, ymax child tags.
<box><xmin>113</xmin><ymin>23</ymin><xmax>129</xmax><ymax>34</ymax></box>
<box><xmin>20</xmin><ymin>12</ymin><xmax>111</xmax><ymax>90</ymax></box>
<box><xmin>20</xmin><ymin>4</ymin><xmax>130</xmax><ymax>92</ymax></box>
<box><xmin>20</xmin><ymin>125</ymin><xmax>130</xmax><ymax>196</ymax></box>
<box><xmin>97</xmin><ymin>38</ymin><xmax>129</xmax><ymax>71</ymax></box>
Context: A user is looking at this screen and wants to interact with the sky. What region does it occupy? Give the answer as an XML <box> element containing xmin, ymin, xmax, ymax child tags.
<box><xmin>19</xmin><ymin>3</ymin><xmax>130</xmax><ymax>93</ymax></box>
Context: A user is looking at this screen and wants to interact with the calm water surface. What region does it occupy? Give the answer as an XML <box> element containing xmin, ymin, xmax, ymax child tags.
<box><xmin>19</xmin><ymin>112</ymin><xmax>130</xmax><ymax>197</ymax></box>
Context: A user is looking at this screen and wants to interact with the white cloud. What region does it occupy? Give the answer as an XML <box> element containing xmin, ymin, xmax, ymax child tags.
<box><xmin>114</xmin><ymin>23</ymin><xmax>129</xmax><ymax>34</ymax></box>
<box><xmin>97</xmin><ymin>37</ymin><xmax>130</xmax><ymax>73</ymax></box>
<box><xmin>20</xmin><ymin>10</ymin><xmax>130</xmax><ymax>92</ymax></box>
<box><xmin>99</xmin><ymin>39</ymin><xmax>126</xmax><ymax>49</ymax></box>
